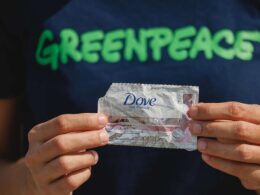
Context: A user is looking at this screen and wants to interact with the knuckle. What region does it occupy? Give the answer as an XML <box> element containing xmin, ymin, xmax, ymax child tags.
<box><xmin>84</xmin><ymin>113</ymin><xmax>93</xmax><ymax>126</ymax></box>
<box><xmin>241</xmin><ymin>180</ymin><xmax>258</xmax><ymax>190</ymax></box>
<box><xmin>56</xmin><ymin>115</ymin><xmax>70</xmax><ymax>132</ymax></box>
<box><xmin>86</xmin><ymin>169</ymin><xmax>92</xmax><ymax>180</ymax></box>
<box><xmin>83</xmin><ymin>168</ymin><xmax>92</xmax><ymax>182</ymax></box>
<box><xmin>228</xmin><ymin>102</ymin><xmax>244</xmax><ymax>118</ymax></box>
<box><xmin>28</xmin><ymin>128</ymin><xmax>38</xmax><ymax>143</ymax></box>
<box><xmin>201</xmin><ymin>104</ymin><xmax>211</xmax><ymax>115</ymax></box>
<box><xmin>85</xmin><ymin>113</ymin><xmax>102</xmax><ymax>129</ymax></box>
<box><xmin>25</xmin><ymin>147</ymin><xmax>43</xmax><ymax>168</ymax></box>
<box><xmin>64</xmin><ymin>168</ymin><xmax>92</xmax><ymax>191</ymax></box>
<box><xmin>236</xmin><ymin>144</ymin><xmax>252</xmax><ymax>161</ymax></box>
<box><xmin>241</xmin><ymin>181</ymin><xmax>252</xmax><ymax>190</ymax></box>
<box><xmin>24</xmin><ymin>155</ymin><xmax>34</xmax><ymax>168</ymax></box>
<box><xmin>57</xmin><ymin>157</ymin><xmax>71</xmax><ymax>172</ymax></box>
<box><xmin>237</xmin><ymin>166</ymin><xmax>256</xmax><ymax>181</ymax></box>
<box><xmin>203</xmin><ymin>123</ymin><xmax>214</xmax><ymax>134</ymax></box>
<box><xmin>87</xmin><ymin>131</ymin><xmax>103</xmax><ymax>146</ymax></box>
<box><xmin>64</xmin><ymin>177</ymin><xmax>79</xmax><ymax>191</ymax></box>
<box><xmin>235</xmin><ymin>122</ymin><xmax>249</xmax><ymax>140</ymax></box>
<box><xmin>53</xmin><ymin>137</ymin><xmax>67</xmax><ymax>154</ymax></box>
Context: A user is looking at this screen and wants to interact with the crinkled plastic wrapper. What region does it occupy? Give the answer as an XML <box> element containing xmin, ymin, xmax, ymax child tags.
<box><xmin>98</xmin><ymin>83</ymin><xmax>199</xmax><ymax>151</ymax></box>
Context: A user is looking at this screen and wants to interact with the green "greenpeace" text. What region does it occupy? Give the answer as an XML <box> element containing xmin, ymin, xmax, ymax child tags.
<box><xmin>36</xmin><ymin>26</ymin><xmax>260</xmax><ymax>71</ymax></box>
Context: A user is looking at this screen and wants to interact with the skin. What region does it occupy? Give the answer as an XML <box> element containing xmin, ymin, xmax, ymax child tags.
<box><xmin>1</xmin><ymin>99</ymin><xmax>260</xmax><ymax>194</ymax></box>
<box><xmin>188</xmin><ymin>102</ymin><xmax>260</xmax><ymax>194</ymax></box>
<box><xmin>0</xmin><ymin>99</ymin><xmax>109</xmax><ymax>195</ymax></box>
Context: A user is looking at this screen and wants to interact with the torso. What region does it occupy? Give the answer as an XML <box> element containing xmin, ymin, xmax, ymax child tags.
<box><xmin>7</xmin><ymin>0</ymin><xmax>260</xmax><ymax>194</ymax></box>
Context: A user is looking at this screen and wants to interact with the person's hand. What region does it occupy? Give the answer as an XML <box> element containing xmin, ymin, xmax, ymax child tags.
<box><xmin>24</xmin><ymin>113</ymin><xmax>109</xmax><ymax>195</ymax></box>
<box><xmin>188</xmin><ymin>102</ymin><xmax>260</xmax><ymax>192</ymax></box>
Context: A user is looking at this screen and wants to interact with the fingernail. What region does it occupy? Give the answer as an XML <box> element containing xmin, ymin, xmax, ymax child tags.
<box><xmin>100</xmin><ymin>131</ymin><xmax>109</xmax><ymax>144</ymax></box>
<box><xmin>191</xmin><ymin>123</ymin><xmax>202</xmax><ymax>134</ymax></box>
<box><xmin>90</xmin><ymin>150</ymin><xmax>99</xmax><ymax>163</ymax></box>
<box><xmin>198</xmin><ymin>140</ymin><xmax>207</xmax><ymax>151</ymax></box>
<box><xmin>98</xmin><ymin>115</ymin><xmax>108</xmax><ymax>126</ymax></box>
<box><xmin>188</xmin><ymin>106</ymin><xmax>198</xmax><ymax>117</ymax></box>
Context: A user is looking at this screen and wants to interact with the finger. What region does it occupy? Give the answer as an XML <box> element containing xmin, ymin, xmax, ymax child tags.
<box><xmin>37</xmin><ymin>130</ymin><xmax>109</xmax><ymax>162</ymax></box>
<box><xmin>198</xmin><ymin>139</ymin><xmax>260</xmax><ymax>164</ymax></box>
<box><xmin>190</xmin><ymin>120</ymin><xmax>260</xmax><ymax>144</ymax></box>
<box><xmin>50</xmin><ymin>167</ymin><xmax>91</xmax><ymax>194</ymax></box>
<box><xmin>188</xmin><ymin>102</ymin><xmax>260</xmax><ymax>123</ymax></box>
<box><xmin>201</xmin><ymin>154</ymin><xmax>260</xmax><ymax>181</ymax></box>
<box><xmin>241</xmin><ymin>179</ymin><xmax>260</xmax><ymax>191</ymax></box>
<box><xmin>42</xmin><ymin>151</ymin><xmax>98</xmax><ymax>183</ymax></box>
<box><xmin>29</xmin><ymin>113</ymin><xmax>108</xmax><ymax>142</ymax></box>
<box><xmin>217</xmin><ymin>138</ymin><xmax>239</xmax><ymax>144</ymax></box>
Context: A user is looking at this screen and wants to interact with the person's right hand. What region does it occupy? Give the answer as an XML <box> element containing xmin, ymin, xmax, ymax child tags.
<box><xmin>24</xmin><ymin>113</ymin><xmax>109</xmax><ymax>195</ymax></box>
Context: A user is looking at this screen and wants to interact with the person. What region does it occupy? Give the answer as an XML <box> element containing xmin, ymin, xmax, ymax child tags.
<box><xmin>0</xmin><ymin>0</ymin><xmax>260</xmax><ymax>194</ymax></box>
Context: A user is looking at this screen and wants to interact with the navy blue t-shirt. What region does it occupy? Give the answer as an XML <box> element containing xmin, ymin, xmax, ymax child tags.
<box><xmin>1</xmin><ymin>0</ymin><xmax>260</xmax><ymax>194</ymax></box>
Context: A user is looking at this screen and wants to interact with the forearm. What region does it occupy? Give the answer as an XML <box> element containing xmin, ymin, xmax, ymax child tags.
<box><xmin>0</xmin><ymin>158</ymin><xmax>35</xmax><ymax>195</ymax></box>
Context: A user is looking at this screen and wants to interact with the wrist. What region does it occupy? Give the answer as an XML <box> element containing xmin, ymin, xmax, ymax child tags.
<box><xmin>18</xmin><ymin>158</ymin><xmax>38</xmax><ymax>195</ymax></box>
<box><xmin>0</xmin><ymin>158</ymin><xmax>37</xmax><ymax>195</ymax></box>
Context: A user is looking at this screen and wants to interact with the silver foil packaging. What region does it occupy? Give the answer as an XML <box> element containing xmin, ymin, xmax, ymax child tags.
<box><xmin>98</xmin><ymin>83</ymin><xmax>199</xmax><ymax>151</ymax></box>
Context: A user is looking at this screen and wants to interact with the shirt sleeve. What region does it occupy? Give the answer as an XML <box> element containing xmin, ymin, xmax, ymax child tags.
<box><xmin>0</xmin><ymin>18</ymin><xmax>25</xmax><ymax>98</ymax></box>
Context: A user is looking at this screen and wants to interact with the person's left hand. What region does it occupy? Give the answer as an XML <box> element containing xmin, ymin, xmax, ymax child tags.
<box><xmin>188</xmin><ymin>102</ymin><xmax>260</xmax><ymax>192</ymax></box>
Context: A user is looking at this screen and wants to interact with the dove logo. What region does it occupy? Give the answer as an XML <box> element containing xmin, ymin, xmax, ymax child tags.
<box><xmin>123</xmin><ymin>93</ymin><xmax>157</xmax><ymax>106</ymax></box>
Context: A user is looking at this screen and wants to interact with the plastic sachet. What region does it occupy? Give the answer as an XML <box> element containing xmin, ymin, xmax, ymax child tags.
<box><xmin>98</xmin><ymin>83</ymin><xmax>199</xmax><ymax>151</ymax></box>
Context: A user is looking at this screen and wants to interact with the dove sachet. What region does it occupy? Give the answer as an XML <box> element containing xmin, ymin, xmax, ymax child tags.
<box><xmin>98</xmin><ymin>83</ymin><xmax>199</xmax><ymax>151</ymax></box>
